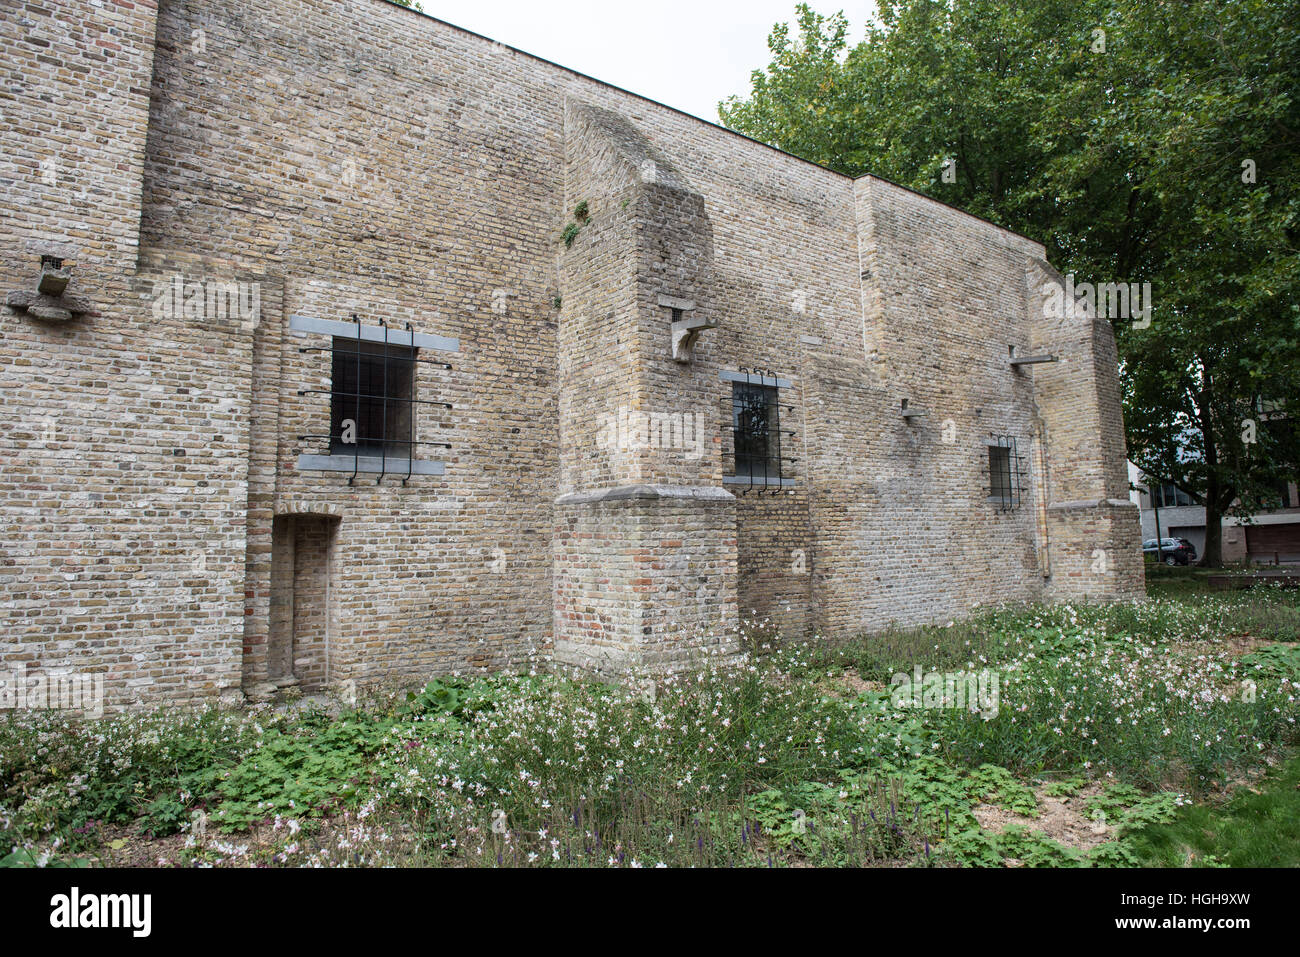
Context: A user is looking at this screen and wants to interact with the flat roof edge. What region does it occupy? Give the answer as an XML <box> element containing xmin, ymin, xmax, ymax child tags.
<box><xmin>376</xmin><ymin>1</ymin><xmax>1042</xmax><ymax>249</ymax></box>
<box><xmin>854</xmin><ymin>174</ymin><xmax>1044</xmax><ymax>248</ymax></box>
<box><xmin>375</xmin><ymin>0</ymin><xmax>849</xmax><ymax>180</ymax></box>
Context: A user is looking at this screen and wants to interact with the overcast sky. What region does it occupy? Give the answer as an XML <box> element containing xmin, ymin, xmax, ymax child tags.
<box><xmin>413</xmin><ymin>1</ymin><xmax>878</xmax><ymax>124</ymax></box>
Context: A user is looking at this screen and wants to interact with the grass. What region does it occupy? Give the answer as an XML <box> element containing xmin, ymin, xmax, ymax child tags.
<box><xmin>806</xmin><ymin>575</ymin><xmax>1300</xmax><ymax>681</ymax></box>
<box><xmin>1125</xmin><ymin>752</ymin><xmax>1300</xmax><ymax>867</ymax></box>
<box><xmin>1144</xmin><ymin>565</ymin><xmax>1216</xmax><ymax>599</ymax></box>
<box><xmin>2</xmin><ymin>582</ymin><xmax>1298</xmax><ymax>868</ymax></box>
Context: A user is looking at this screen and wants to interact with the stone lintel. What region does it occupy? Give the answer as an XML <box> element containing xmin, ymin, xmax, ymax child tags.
<box><xmin>657</xmin><ymin>294</ymin><xmax>696</xmax><ymax>312</ymax></box>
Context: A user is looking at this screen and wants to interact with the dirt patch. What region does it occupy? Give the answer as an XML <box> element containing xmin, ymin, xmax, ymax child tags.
<box><xmin>971</xmin><ymin>782</ymin><xmax>1113</xmax><ymax>854</ymax></box>
<box><xmin>87</xmin><ymin>819</ymin><xmax>292</xmax><ymax>867</ymax></box>
<box><xmin>88</xmin><ymin>815</ymin><xmax>335</xmax><ymax>867</ymax></box>
<box><xmin>1181</xmin><ymin>634</ymin><xmax>1274</xmax><ymax>658</ymax></box>
<box><xmin>824</xmin><ymin>671</ymin><xmax>885</xmax><ymax>696</ymax></box>
<box><xmin>85</xmin><ymin>823</ymin><xmax>192</xmax><ymax>867</ymax></box>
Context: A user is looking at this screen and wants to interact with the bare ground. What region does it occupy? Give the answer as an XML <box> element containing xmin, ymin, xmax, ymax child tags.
<box><xmin>970</xmin><ymin>782</ymin><xmax>1113</xmax><ymax>859</ymax></box>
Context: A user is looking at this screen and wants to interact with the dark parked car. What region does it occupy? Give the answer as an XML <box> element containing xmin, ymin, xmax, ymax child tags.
<box><xmin>1142</xmin><ymin>537</ymin><xmax>1197</xmax><ymax>565</ymax></box>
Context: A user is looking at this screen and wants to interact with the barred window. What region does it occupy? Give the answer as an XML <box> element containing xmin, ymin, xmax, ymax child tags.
<box><xmin>986</xmin><ymin>435</ymin><xmax>1023</xmax><ymax>511</ymax></box>
<box><xmin>732</xmin><ymin>381</ymin><xmax>780</xmax><ymax>480</ymax></box>
<box><xmin>329</xmin><ymin>338</ymin><xmax>415</xmax><ymax>457</ymax></box>
<box><xmin>989</xmin><ymin>445</ymin><xmax>1012</xmax><ymax>501</ymax></box>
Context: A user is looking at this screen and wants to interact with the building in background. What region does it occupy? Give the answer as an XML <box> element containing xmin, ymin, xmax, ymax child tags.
<box><xmin>1130</xmin><ymin>464</ymin><xmax>1300</xmax><ymax>564</ymax></box>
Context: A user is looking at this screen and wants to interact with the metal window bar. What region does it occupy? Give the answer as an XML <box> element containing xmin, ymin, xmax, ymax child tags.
<box><xmin>296</xmin><ymin>313</ymin><xmax>454</xmax><ymax>486</ymax></box>
<box><xmin>731</xmin><ymin>367</ymin><xmax>798</xmax><ymax>495</ymax></box>
<box><xmin>736</xmin><ymin>372</ymin><xmax>763</xmax><ymax>493</ymax></box>
<box><xmin>743</xmin><ymin>371</ymin><xmax>752</xmax><ymax>494</ymax></box>
<box><xmin>404</xmin><ymin>321</ymin><xmax>414</xmax><ymax>484</ymax></box>
<box><xmin>771</xmin><ymin>371</ymin><xmax>782</xmax><ymax>491</ymax></box>
<box><xmin>986</xmin><ymin>434</ymin><xmax>1027</xmax><ymax>512</ymax></box>
<box><xmin>354</xmin><ymin>313</ymin><xmax>362</xmax><ymax>485</ymax></box>
<box><xmin>380</xmin><ymin>318</ymin><xmax>388</xmax><ymax>484</ymax></box>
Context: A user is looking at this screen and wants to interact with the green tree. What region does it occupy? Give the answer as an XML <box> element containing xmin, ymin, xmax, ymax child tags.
<box><xmin>721</xmin><ymin>0</ymin><xmax>1300</xmax><ymax>565</ymax></box>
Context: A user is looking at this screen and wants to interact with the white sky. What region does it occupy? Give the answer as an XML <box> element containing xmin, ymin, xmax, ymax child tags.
<box><xmin>413</xmin><ymin>1</ymin><xmax>878</xmax><ymax>124</ymax></box>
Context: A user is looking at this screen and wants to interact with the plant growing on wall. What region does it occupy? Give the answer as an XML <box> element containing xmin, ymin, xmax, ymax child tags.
<box><xmin>561</xmin><ymin>200</ymin><xmax>591</xmax><ymax>248</ymax></box>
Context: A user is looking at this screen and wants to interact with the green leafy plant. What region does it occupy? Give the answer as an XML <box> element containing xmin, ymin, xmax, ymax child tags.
<box><xmin>3</xmin><ymin>591</ymin><xmax>1298</xmax><ymax>867</ymax></box>
<box><xmin>561</xmin><ymin>201</ymin><xmax>590</xmax><ymax>248</ymax></box>
<box><xmin>211</xmin><ymin>716</ymin><xmax>393</xmax><ymax>831</ymax></box>
<box><xmin>1241</xmin><ymin>643</ymin><xmax>1300</xmax><ymax>680</ymax></box>
<box><xmin>0</xmin><ymin>847</ymin><xmax>90</xmax><ymax>868</ymax></box>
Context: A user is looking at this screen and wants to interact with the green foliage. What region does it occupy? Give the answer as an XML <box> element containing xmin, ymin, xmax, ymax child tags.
<box><xmin>849</xmin><ymin>758</ymin><xmax>978</xmax><ymax>834</ymax></box>
<box><xmin>399</xmin><ymin>677</ymin><xmax>489</xmax><ymax>720</ymax></box>
<box><xmin>1247</xmin><ymin>602</ymin><xmax>1300</xmax><ymax>643</ymax></box>
<box><xmin>211</xmin><ymin>714</ymin><xmax>393</xmax><ymax>831</ymax></box>
<box><xmin>561</xmin><ymin>202</ymin><xmax>590</xmax><ymax>248</ymax></box>
<box><xmin>967</xmin><ymin>764</ymin><xmax>1038</xmax><ymax>816</ymax></box>
<box><xmin>942</xmin><ymin>824</ymin><xmax>1084</xmax><ymax>868</ymax></box>
<box><xmin>1087</xmin><ymin>840</ymin><xmax>1143</xmax><ymax>868</ymax></box>
<box><xmin>1040</xmin><ymin>776</ymin><xmax>1087</xmax><ymax>797</ymax></box>
<box><xmin>1085</xmin><ymin>784</ymin><xmax>1182</xmax><ymax>832</ymax></box>
<box><xmin>746</xmin><ymin>777</ymin><xmax>933</xmax><ymax>864</ymax></box>
<box><xmin>1240</xmin><ymin>642</ymin><xmax>1300</xmax><ymax>680</ymax></box>
<box><xmin>814</xmin><ymin>586</ymin><xmax>1300</xmax><ymax>679</ymax></box>
<box><xmin>932</xmin><ymin>625</ymin><xmax>1297</xmax><ymax>786</ymax></box>
<box><xmin>0</xmin><ymin>847</ymin><xmax>90</xmax><ymax>868</ymax></box>
<box><xmin>1125</xmin><ymin>752</ymin><xmax>1300</xmax><ymax>867</ymax></box>
<box><xmin>2</xmin><ymin>593</ymin><xmax>1298</xmax><ymax>866</ymax></box>
<box><xmin>0</xmin><ymin>706</ymin><xmax>262</xmax><ymax>839</ymax></box>
<box><xmin>139</xmin><ymin>791</ymin><xmax>192</xmax><ymax>838</ymax></box>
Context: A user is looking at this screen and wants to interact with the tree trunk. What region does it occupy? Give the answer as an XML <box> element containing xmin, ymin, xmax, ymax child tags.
<box><xmin>1202</xmin><ymin>497</ymin><xmax>1224</xmax><ymax>567</ymax></box>
<box><xmin>1196</xmin><ymin>368</ymin><xmax>1229</xmax><ymax>568</ymax></box>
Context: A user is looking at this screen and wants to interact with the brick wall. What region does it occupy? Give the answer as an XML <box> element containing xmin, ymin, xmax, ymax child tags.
<box><xmin>1</xmin><ymin>0</ymin><xmax>1142</xmax><ymax>707</ymax></box>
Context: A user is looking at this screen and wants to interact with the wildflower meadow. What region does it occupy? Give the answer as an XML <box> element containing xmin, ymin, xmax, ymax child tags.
<box><xmin>2</xmin><ymin>581</ymin><xmax>1298</xmax><ymax>868</ymax></box>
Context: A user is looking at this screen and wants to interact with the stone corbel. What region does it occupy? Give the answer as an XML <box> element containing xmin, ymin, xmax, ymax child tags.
<box><xmin>7</xmin><ymin>256</ymin><xmax>96</xmax><ymax>322</ymax></box>
<box><xmin>660</xmin><ymin>294</ymin><xmax>716</xmax><ymax>363</ymax></box>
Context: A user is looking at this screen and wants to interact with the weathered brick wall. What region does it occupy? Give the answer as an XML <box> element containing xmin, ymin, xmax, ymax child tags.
<box><xmin>1028</xmin><ymin>261</ymin><xmax>1145</xmax><ymax>599</ymax></box>
<box><xmin>1</xmin><ymin>1</ymin><xmax>256</xmax><ymax>709</ymax></box>
<box><xmin>557</xmin><ymin>103</ymin><xmax>643</xmax><ymax>495</ymax></box>
<box><xmin>554</xmin><ymin>490</ymin><xmax>739</xmax><ymax>677</ymax></box>
<box><xmin>552</xmin><ymin>103</ymin><xmax>739</xmax><ymax>673</ymax></box>
<box><xmin>817</xmin><ymin>176</ymin><xmax>1050</xmax><ymax>632</ymax></box>
<box><xmin>267</xmin><ymin>514</ymin><xmax>295</xmax><ymax>683</ymax></box>
<box><xmin>734</xmin><ymin>494</ymin><xmax>815</xmax><ymax>637</ymax></box>
<box><xmin>1</xmin><ymin>0</ymin><xmax>158</xmax><ymax>270</ymax></box>
<box><xmin>1</xmin><ymin>0</ymin><xmax>1142</xmax><ymax>707</ymax></box>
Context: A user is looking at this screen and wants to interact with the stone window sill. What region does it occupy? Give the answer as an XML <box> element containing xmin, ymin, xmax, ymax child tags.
<box><xmin>296</xmin><ymin>454</ymin><xmax>444</xmax><ymax>476</ymax></box>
